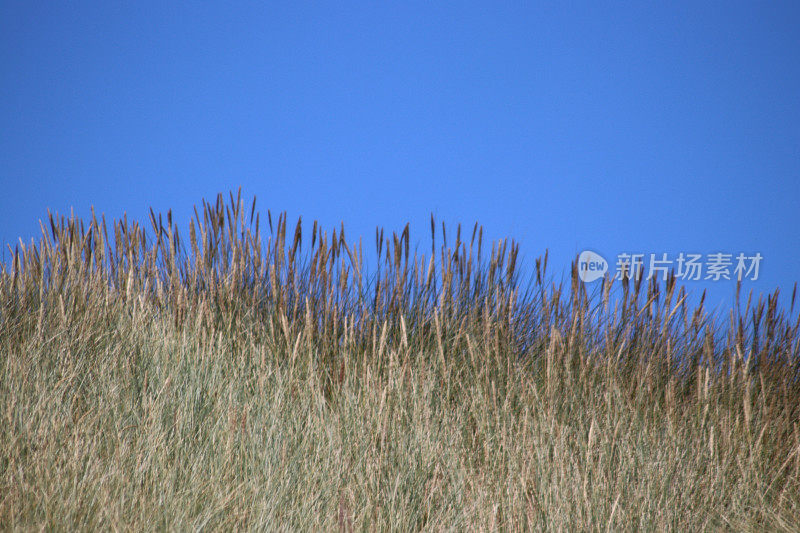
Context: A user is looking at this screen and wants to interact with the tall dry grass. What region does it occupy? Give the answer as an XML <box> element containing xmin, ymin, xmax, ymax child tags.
<box><xmin>1</xmin><ymin>189</ymin><xmax>799</xmax><ymax>530</ymax></box>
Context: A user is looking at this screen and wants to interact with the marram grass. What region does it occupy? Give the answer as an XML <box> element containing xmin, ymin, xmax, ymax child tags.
<box><xmin>2</xmin><ymin>189</ymin><xmax>800</xmax><ymax>531</ymax></box>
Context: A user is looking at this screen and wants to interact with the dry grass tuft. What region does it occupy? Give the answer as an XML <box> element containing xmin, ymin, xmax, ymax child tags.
<box><xmin>1</xmin><ymin>188</ymin><xmax>799</xmax><ymax>530</ymax></box>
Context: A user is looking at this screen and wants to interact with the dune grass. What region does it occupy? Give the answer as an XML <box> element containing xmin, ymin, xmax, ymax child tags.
<box><xmin>2</xmin><ymin>189</ymin><xmax>799</xmax><ymax>530</ymax></box>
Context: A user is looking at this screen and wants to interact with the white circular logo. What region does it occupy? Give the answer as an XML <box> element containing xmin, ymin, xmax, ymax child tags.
<box><xmin>578</xmin><ymin>250</ymin><xmax>608</xmax><ymax>282</ymax></box>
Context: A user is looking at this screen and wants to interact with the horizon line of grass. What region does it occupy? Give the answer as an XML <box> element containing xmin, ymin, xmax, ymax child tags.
<box><xmin>3</xmin><ymin>188</ymin><xmax>798</xmax><ymax>379</ymax></box>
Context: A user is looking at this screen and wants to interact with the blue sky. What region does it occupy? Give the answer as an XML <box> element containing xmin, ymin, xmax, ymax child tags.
<box><xmin>2</xmin><ymin>2</ymin><xmax>799</xmax><ymax>313</ymax></box>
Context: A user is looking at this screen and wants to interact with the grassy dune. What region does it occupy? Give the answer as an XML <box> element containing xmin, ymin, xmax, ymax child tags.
<box><xmin>2</xmin><ymin>190</ymin><xmax>799</xmax><ymax>530</ymax></box>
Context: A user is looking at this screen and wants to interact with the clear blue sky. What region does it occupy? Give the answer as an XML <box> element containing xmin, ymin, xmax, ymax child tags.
<box><xmin>2</xmin><ymin>2</ymin><xmax>798</xmax><ymax>312</ymax></box>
